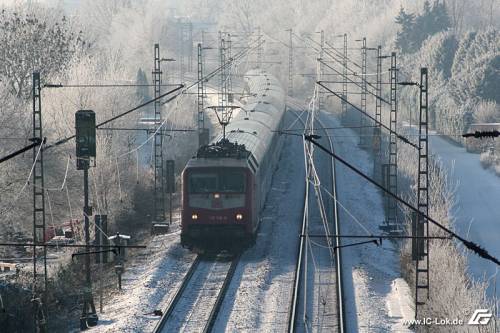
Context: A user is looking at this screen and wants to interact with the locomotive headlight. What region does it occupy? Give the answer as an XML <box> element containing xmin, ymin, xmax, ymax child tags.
<box><xmin>236</xmin><ymin>213</ymin><xmax>243</xmax><ymax>220</ymax></box>
<box><xmin>192</xmin><ymin>213</ymin><xmax>198</xmax><ymax>220</ymax></box>
<box><xmin>214</xmin><ymin>193</ymin><xmax>220</xmax><ymax>199</ymax></box>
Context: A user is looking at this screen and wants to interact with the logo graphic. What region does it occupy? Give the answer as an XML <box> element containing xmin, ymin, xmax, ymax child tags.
<box><xmin>468</xmin><ymin>309</ymin><xmax>493</xmax><ymax>325</ymax></box>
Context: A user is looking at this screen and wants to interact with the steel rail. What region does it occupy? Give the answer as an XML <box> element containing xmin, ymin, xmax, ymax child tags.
<box><xmin>317</xmin><ymin>115</ymin><xmax>345</xmax><ymax>333</ymax></box>
<box><xmin>152</xmin><ymin>254</ymin><xmax>240</xmax><ymax>333</ymax></box>
<box><xmin>152</xmin><ymin>255</ymin><xmax>201</xmax><ymax>333</ymax></box>
<box><xmin>286</xmin><ymin>102</ymin><xmax>309</xmax><ymax>333</ymax></box>
<box><xmin>203</xmin><ymin>255</ymin><xmax>241</xmax><ymax>333</ymax></box>
<box><xmin>286</xmin><ymin>99</ymin><xmax>345</xmax><ymax>332</ymax></box>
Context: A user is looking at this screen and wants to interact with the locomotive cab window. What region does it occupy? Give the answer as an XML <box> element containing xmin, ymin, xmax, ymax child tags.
<box><xmin>189</xmin><ymin>173</ymin><xmax>218</xmax><ymax>193</ymax></box>
<box><xmin>188</xmin><ymin>169</ymin><xmax>246</xmax><ymax>193</ymax></box>
<box><xmin>220</xmin><ymin>170</ymin><xmax>245</xmax><ymax>192</ymax></box>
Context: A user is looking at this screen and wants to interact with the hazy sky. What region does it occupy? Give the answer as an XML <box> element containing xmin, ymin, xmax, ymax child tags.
<box><xmin>0</xmin><ymin>0</ymin><xmax>78</xmax><ymax>11</ymax></box>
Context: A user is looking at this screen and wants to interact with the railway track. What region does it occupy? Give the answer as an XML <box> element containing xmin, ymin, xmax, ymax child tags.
<box><xmin>152</xmin><ymin>253</ymin><xmax>240</xmax><ymax>333</ymax></box>
<box><xmin>286</xmin><ymin>100</ymin><xmax>345</xmax><ymax>333</ymax></box>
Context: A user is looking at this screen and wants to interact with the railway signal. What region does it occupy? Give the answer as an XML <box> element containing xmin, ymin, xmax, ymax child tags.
<box><xmin>94</xmin><ymin>215</ymin><xmax>108</xmax><ymax>264</ymax></box>
<box><xmin>109</xmin><ymin>233</ymin><xmax>130</xmax><ymax>290</ymax></box>
<box><xmin>75</xmin><ymin>109</ymin><xmax>98</xmax><ymax>329</ymax></box>
<box><xmin>165</xmin><ymin>160</ymin><xmax>175</xmax><ymax>226</ymax></box>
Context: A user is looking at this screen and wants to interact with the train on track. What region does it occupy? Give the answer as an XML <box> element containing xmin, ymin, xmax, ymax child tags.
<box><xmin>181</xmin><ymin>70</ymin><xmax>286</xmax><ymax>250</ymax></box>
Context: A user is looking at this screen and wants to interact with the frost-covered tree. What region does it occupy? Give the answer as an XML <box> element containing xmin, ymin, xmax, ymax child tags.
<box><xmin>395</xmin><ymin>6</ymin><xmax>417</xmax><ymax>53</ymax></box>
<box><xmin>76</xmin><ymin>0</ymin><xmax>133</xmax><ymax>47</ymax></box>
<box><xmin>473</xmin><ymin>100</ymin><xmax>499</xmax><ymax>123</ymax></box>
<box><xmin>136</xmin><ymin>68</ymin><xmax>150</xmax><ymax>103</ymax></box>
<box><xmin>0</xmin><ymin>6</ymin><xmax>86</xmax><ymax>98</ymax></box>
<box><xmin>450</xmin><ymin>29</ymin><xmax>500</xmax><ymax>105</ymax></box>
<box><xmin>412</xmin><ymin>0</ymin><xmax>434</xmax><ymax>49</ymax></box>
<box><xmin>396</xmin><ymin>1</ymin><xmax>451</xmax><ymax>54</ymax></box>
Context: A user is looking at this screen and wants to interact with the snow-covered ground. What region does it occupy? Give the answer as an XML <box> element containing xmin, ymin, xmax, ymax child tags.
<box><xmin>296</xmin><ymin>113</ymin><xmax>338</xmax><ymax>333</ymax></box>
<box><xmin>400</xmin><ymin>122</ymin><xmax>500</xmax><ymax>300</ymax></box>
<box><xmin>321</xmin><ymin>111</ymin><xmax>413</xmax><ymax>332</ymax></box>
<box><xmin>85</xmin><ymin>222</ymin><xmax>196</xmax><ymax>333</ymax></box>
<box><xmin>160</xmin><ymin>257</ymin><xmax>234</xmax><ymax>332</ymax></box>
<box><xmin>427</xmin><ymin>132</ymin><xmax>500</xmax><ymax>299</ymax></box>
<box><xmin>212</xmin><ymin>112</ymin><xmax>306</xmax><ymax>332</ymax></box>
<box><xmin>82</xmin><ymin>109</ymin><xmax>414</xmax><ymax>333</ymax></box>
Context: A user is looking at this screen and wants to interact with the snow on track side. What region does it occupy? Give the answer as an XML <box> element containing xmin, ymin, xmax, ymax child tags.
<box><xmin>321</xmin><ymin>111</ymin><xmax>413</xmax><ymax>332</ymax></box>
<box><xmin>212</xmin><ymin>112</ymin><xmax>306</xmax><ymax>332</ymax></box>
<box><xmin>86</xmin><ymin>232</ymin><xmax>196</xmax><ymax>333</ymax></box>
<box><xmin>295</xmin><ymin>114</ymin><xmax>339</xmax><ymax>333</ymax></box>
<box><xmin>157</xmin><ymin>255</ymin><xmax>238</xmax><ymax>333</ymax></box>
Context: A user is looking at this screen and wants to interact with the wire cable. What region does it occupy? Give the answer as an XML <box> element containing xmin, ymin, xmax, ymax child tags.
<box><xmin>304</xmin><ymin>134</ymin><xmax>500</xmax><ymax>266</ymax></box>
<box><xmin>318</xmin><ymin>182</ymin><xmax>372</xmax><ymax>235</ymax></box>
<box><xmin>12</xmin><ymin>142</ymin><xmax>44</xmax><ymax>202</ymax></box>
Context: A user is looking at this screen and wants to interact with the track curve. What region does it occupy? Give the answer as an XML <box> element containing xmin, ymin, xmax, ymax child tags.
<box><xmin>286</xmin><ymin>99</ymin><xmax>345</xmax><ymax>333</ymax></box>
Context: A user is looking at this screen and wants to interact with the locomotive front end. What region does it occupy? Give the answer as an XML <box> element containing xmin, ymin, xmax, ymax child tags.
<box><xmin>181</xmin><ymin>158</ymin><xmax>255</xmax><ymax>250</ymax></box>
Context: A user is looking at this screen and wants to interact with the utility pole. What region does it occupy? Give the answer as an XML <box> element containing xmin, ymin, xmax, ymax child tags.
<box><xmin>197</xmin><ymin>43</ymin><xmax>209</xmax><ymax>147</ymax></box>
<box><xmin>384</xmin><ymin>52</ymin><xmax>400</xmax><ymax>234</ymax></box>
<box><xmin>287</xmin><ymin>28</ymin><xmax>293</xmax><ymax>97</ymax></box>
<box><xmin>32</xmin><ymin>72</ymin><xmax>48</xmax><ymax>333</ymax></box>
<box><xmin>342</xmin><ymin>34</ymin><xmax>348</xmax><ymax>117</ymax></box>
<box><xmin>373</xmin><ymin>46</ymin><xmax>383</xmax><ymax>181</ymax></box>
<box><xmin>226</xmin><ymin>33</ymin><xmax>233</xmax><ymax>97</ymax></box>
<box><xmin>414</xmin><ymin>67</ymin><xmax>430</xmax><ymax>318</ymax></box>
<box><xmin>318</xmin><ymin>30</ymin><xmax>325</xmax><ymax>112</ymax></box>
<box><xmin>177</xmin><ymin>19</ymin><xmax>192</xmax><ymax>82</ymax></box>
<box><xmin>165</xmin><ymin>160</ymin><xmax>175</xmax><ymax>225</ymax></box>
<box><xmin>211</xmin><ymin>33</ymin><xmax>238</xmax><ymax>140</ymax></box>
<box><xmin>178</xmin><ymin>20</ymin><xmax>184</xmax><ymax>83</ymax></box>
<box><xmin>188</xmin><ymin>21</ymin><xmax>193</xmax><ymax>72</ymax></box>
<box><xmin>152</xmin><ymin>44</ymin><xmax>166</xmax><ymax>229</ymax></box>
<box><xmin>257</xmin><ymin>27</ymin><xmax>263</xmax><ymax>69</ymax></box>
<box><xmin>219</xmin><ymin>33</ymin><xmax>228</xmax><ymax>138</ymax></box>
<box><xmin>76</xmin><ymin>110</ymin><xmax>98</xmax><ymax>330</ymax></box>
<box><xmin>219</xmin><ymin>32</ymin><xmax>226</xmax><ymax>113</ymax></box>
<box><xmin>359</xmin><ymin>37</ymin><xmax>368</xmax><ymax>146</ymax></box>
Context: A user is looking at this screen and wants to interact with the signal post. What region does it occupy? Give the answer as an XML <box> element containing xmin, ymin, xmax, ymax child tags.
<box><xmin>75</xmin><ymin>110</ymin><xmax>98</xmax><ymax>330</ymax></box>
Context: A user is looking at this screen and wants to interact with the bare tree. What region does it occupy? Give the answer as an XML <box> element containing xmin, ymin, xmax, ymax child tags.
<box><xmin>0</xmin><ymin>5</ymin><xmax>86</xmax><ymax>98</ymax></box>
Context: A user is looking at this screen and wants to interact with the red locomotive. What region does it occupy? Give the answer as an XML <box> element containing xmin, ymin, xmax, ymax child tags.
<box><xmin>181</xmin><ymin>70</ymin><xmax>286</xmax><ymax>250</ymax></box>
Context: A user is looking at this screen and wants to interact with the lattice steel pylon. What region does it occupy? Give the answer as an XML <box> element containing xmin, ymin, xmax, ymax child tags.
<box><xmin>152</xmin><ymin>44</ymin><xmax>165</xmax><ymax>224</ymax></box>
<box><xmin>178</xmin><ymin>19</ymin><xmax>193</xmax><ymax>83</ymax></box>
<box><xmin>226</xmin><ymin>33</ymin><xmax>233</xmax><ymax>95</ymax></box>
<box><xmin>257</xmin><ymin>27</ymin><xmax>263</xmax><ymax>69</ymax></box>
<box><xmin>32</xmin><ymin>72</ymin><xmax>48</xmax><ymax>332</ymax></box>
<box><xmin>219</xmin><ymin>34</ymin><xmax>229</xmax><ymax>137</ymax></box>
<box><xmin>385</xmin><ymin>52</ymin><xmax>400</xmax><ymax>233</ymax></box>
<box><xmin>197</xmin><ymin>43</ymin><xmax>208</xmax><ymax>147</ymax></box>
<box><xmin>213</xmin><ymin>33</ymin><xmax>237</xmax><ymax>140</ymax></box>
<box><xmin>318</xmin><ymin>30</ymin><xmax>325</xmax><ymax>112</ymax></box>
<box><xmin>178</xmin><ymin>22</ymin><xmax>184</xmax><ymax>83</ymax></box>
<box><xmin>415</xmin><ymin>67</ymin><xmax>430</xmax><ymax>317</ymax></box>
<box><xmin>188</xmin><ymin>22</ymin><xmax>193</xmax><ymax>72</ymax></box>
<box><xmin>342</xmin><ymin>34</ymin><xmax>348</xmax><ymax>116</ymax></box>
<box><xmin>219</xmin><ymin>33</ymin><xmax>227</xmax><ymax>111</ymax></box>
<box><xmin>373</xmin><ymin>45</ymin><xmax>383</xmax><ymax>181</ymax></box>
<box><xmin>359</xmin><ymin>37</ymin><xmax>368</xmax><ymax>146</ymax></box>
<box><xmin>375</xmin><ymin>46</ymin><xmax>382</xmax><ymax>133</ymax></box>
<box><xmin>287</xmin><ymin>28</ymin><xmax>293</xmax><ymax>97</ymax></box>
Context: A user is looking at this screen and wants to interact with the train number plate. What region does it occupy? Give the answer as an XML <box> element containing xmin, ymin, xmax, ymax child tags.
<box><xmin>208</xmin><ymin>216</ymin><xmax>228</xmax><ymax>221</ymax></box>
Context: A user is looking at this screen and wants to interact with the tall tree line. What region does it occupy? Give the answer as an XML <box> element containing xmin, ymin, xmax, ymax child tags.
<box><xmin>395</xmin><ymin>0</ymin><xmax>451</xmax><ymax>54</ymax></box>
